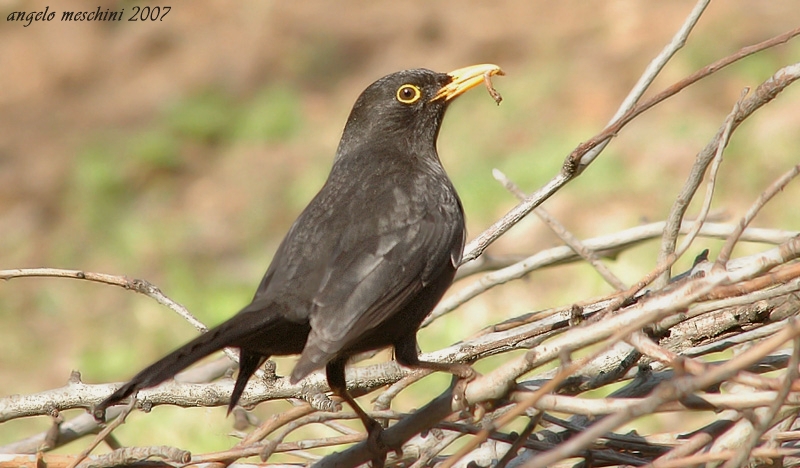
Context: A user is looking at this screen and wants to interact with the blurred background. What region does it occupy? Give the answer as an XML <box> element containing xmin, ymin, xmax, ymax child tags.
<box><xmin>1</xmin><ymin>0</ymin><xmax>799</xmax><ymax>457</ymax></box>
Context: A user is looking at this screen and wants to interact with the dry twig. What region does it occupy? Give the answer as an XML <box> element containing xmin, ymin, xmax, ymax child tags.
<box><xmin>4</xmin><ymin>5</ymin><xmax>800</xmax><ymax>468</ymax></box>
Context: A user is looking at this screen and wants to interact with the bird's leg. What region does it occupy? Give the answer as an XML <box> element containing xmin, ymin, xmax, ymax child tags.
<box><xmin>326</xmin><ymin>359</ymin><xmax>387</xmax><ymax>468</ymax></box>
<box><xmin>394</xmin><ymin>338</ymin><xmax>477</xmax><ymax>413</ymax></box>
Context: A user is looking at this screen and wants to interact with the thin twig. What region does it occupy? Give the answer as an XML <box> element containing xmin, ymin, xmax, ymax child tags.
<box><xmin>522</xmin><ymin>318</ymin><xmax>800</xmax><ymax>468</ymax></box>
<box><xmin>658</xmin><ymin>61</ymin><xmax>800</xmax><ymax>282</ymax></box>
<box><xmin>577</xmin><ymin>0</ymin><xmax>710</xmax><ymax>169</ymax></box>
<box><xmin>446</xmin><ymin>236</ymin><xmax>800</xmax><ymax>466</ymax></box>
<box><xmin>717</xmin><ymin>164</ymin><xmax>800</xmax><ymax>266</ymax></box>
<box><xmin>463</xmin><ymin>27</ymin><xmax>800</xmax><ymax>264</ymax></box>
<box><xmin>66</xmin><ymin>400</ymin><xmax>136</xmax><ymax>468</ymax></box>
<box><xmin>0</xmin><ymin>268</ymin><xmax>204</xmax><ymax>332</ymax></box>
<box><xmin>703</xmin><ymin>262</ymin><xmax>800</xmax><ymax>301</ymax></box>
<box><xmin>495</xmin><ymin>413</ymin><xmax>542</xmax><ymax>468</ymax></box>
<box><xmin>493</xmin><ymin>168</ymin><xmax>627</xmax><ymax>290</ymax></box>
<box><xmin>427</xmin><ymin>222</ymin><xmax>798</xmax><ymax>327</ymax></box>
<box><xmin>722</xmin><ymin>329</ymin><xmax>800</xmax><ymax>468</ymax></box>
<box><xmin>0</xmin><ymin>268</ymin><xmax>243</xmax><ymax>366</ymax></box>
<box><xmin>237</xmin><ymin>403</ymin><xmax>316</xmax><ymax>446</ymax></box>
<box><xmin>672</xmin><ymin>89</ymin><xmax>746</xmax><ymax>263</ymax></box>
<box><xmin>646</xmin><ymin>413</ymin><xmax>738</xmax><ymax>467</ymax></box>
<box><xmin>649</xmin><ymin>447</ymin><xmax>800</xmax><ymax>468</ymax></box>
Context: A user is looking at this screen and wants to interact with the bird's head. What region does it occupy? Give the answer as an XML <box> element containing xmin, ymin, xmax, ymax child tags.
<box><xmin>336</xmin><ymin>64</ymin><xmax>503</xmax><ymax>159</ymax></box>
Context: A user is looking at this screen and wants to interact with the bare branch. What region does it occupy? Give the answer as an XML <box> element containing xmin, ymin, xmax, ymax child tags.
<box><xmin>5</xmin><ymin>8</ymin><xmax>800</xmax><ymax>468</ymax></box>
<box><xmin>718</xmin><ymin>163</ymin><xmax>800</xmax><ymax>266</ymax></box>
<box><xmin>464</xmin><ymin>28</ymin><xmax>800</xmax><ymax>264</ymax></box>
<box><xmin>427</xmin><ymin>222</ymin><xmax>798</xmax><ymax>326</ymax></box>
<box><xmin>493</xmin><ymin>168</ymin><xmax>627</xmax><ymax>290</ymax></box>
<box><xmin>659</xmin><ymin>61</ymin><xmax>800</xmax><ymax>282</ymax></box>
<box><xmin>578</xmin><ymin>0</ymin><xmax>711</xmax><ymax>169</ymax></box>
<box><xmin>0</xmin><ymin>268</ymin><xmax>245</xmax><ymax>367</ymax></box>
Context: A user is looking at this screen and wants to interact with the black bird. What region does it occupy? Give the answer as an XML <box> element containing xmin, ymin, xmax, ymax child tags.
<box><xmin>95</xmin><ymin>64</ymin><xmax>503</xmax><ymax>452</ymax></box>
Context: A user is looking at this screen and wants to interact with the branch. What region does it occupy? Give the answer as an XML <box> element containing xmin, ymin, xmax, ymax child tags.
<box><xmin>0</xmin><ymin>268</ymin><xmax>244</xmax><ymax>366</ymax></box>
<box><xmin>427</xmin><ymin>222</ymin><xmax>798</xmax><ymax>326</ymax></box>
<box><xmin>658</xmin><ymin>61</ymin><xmax>800</xmax><ymax>282</ymax></box>
<box><xmin>463</xmin><ymin>26</ymin><xmax>800</xmax><ymax>264</ymax></box>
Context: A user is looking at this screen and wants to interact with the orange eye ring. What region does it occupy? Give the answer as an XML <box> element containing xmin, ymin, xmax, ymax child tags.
<box><xmin>396</xmin><ymin>84</ymin><xmax>422</xmax><ymax>104</ymax></box>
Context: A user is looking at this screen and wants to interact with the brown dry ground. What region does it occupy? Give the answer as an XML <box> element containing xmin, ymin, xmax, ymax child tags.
<box><xmin>1</xmin><ymin>0</ymin><xmax>800</xmax><ymax>455</ymax></box>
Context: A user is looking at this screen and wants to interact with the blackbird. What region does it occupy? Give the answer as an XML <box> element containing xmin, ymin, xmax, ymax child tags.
<box><xmin>95</xmin><ymin>64</ymin><xmax>503</xmax><ymax>454</ymax></box>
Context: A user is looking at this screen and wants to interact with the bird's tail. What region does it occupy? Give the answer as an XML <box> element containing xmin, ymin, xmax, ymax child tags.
<box><xmin>93</xmin><ymin>321</ymin><xmax>248</xmax><ymax>420</ymax></box>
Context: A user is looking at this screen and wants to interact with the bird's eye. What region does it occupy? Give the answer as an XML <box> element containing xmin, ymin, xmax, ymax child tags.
<box><xmin>396</xmin><ymin>84</ymin><xmax>422</xmax><ymax>104</ymax></box>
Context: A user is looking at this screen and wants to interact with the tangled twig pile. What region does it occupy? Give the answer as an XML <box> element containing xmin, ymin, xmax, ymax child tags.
<box><xmin>2</xmin><ymin>1</ymin><xmax>800</xmax><ymax>467</ymax></box>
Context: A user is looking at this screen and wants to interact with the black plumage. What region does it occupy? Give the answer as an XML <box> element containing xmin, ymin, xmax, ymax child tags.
<box><xmin>95</xmin><ymin>64</ymin><xmax>503</xmax><ymax>457</ymax></box>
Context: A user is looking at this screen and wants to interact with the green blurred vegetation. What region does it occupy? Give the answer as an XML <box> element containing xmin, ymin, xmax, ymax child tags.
<box><xmin>2</xmin><ymin>4</ymin><xmax>800</xmax><ymax>459</ymax></box>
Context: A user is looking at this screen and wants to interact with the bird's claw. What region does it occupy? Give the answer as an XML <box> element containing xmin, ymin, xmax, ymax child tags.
<box><xmin>364</xmin><ymin>420</ymin><xmax>388</xmax><ymax>467</ymax></box>
<box><xmin>303</xmin><ymin>385</ymin><xmax>341</xmax><ymax>412</ymax></box>
<box><xmin>452</xmin><ymin>368</ymin><xmax>478</xmax><ymax>405</ymax></box>
<box><xmin>363</xmin><ymin>418</ymin><xmax>405</xmax><ymax>466</ymax></box>
<box><xmin>451</xmin><ymin>369</ymin><xmax>481</xmax><ymax>421</ymax></box>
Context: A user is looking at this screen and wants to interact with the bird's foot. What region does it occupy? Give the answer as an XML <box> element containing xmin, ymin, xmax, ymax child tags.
<box><xmin>364</xmin><ymin>419</ymin><xmax>389</xmax><ymax>468</ymax></box>
<box><xmin>301</xmin><ymin>383</ymin><xmax>342</xmax><ymax>412</ymax></box>
<box><xmin>451</xmin><ymin>367</ymin><xmax>478</xmax><ymax>410</ymax></box>
<box><xmin>451</xmin><ymin>368</ymin><xmax>482</xmax><ymax>422</ymax></box>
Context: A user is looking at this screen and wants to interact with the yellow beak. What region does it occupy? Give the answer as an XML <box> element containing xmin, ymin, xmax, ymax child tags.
<box><xmin>432</xmin><ymin>64</ymin><xmax>505</xmax><ymax>102</ymax></box>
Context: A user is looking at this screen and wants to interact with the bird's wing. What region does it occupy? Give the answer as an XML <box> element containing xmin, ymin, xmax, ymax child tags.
<box><xmin>290</xmin><ymin>181</ymin><xmax>463</xmax><ymax>379</ymax></box>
